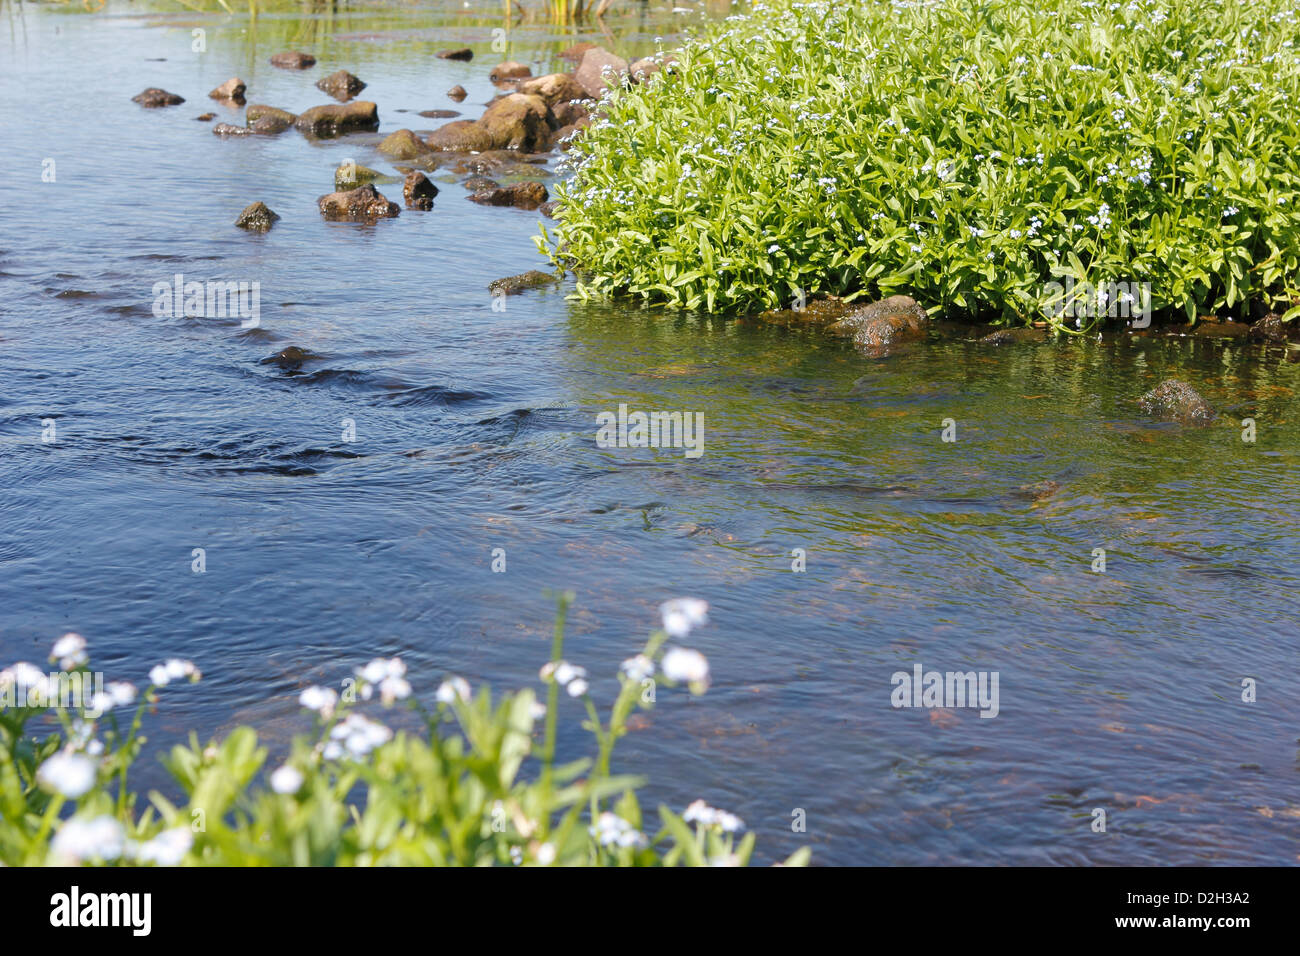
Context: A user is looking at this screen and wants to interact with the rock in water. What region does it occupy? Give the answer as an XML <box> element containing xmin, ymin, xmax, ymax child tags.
<box><xmin>271</xmin><ymin>51</ymin><xmax>315</xmax><ymax>69</ymax></box>
<box><xmin>317</xmin><ymin>184</ymin><xmax>400</xmax><ymax>221</ymax></box>
<box><xmin>315</xmin><ymin>70</ymin><xmax>366</xmax><ymax>101</ymax></box>
<box><xmin>447</xmin><ymin>85</ymin><xmax>468</xmax><ymax>101</ymax></box>
<box><xmin>132</xmin><ymin>88</ymin><xmax>185</xmax><ymax>108</ymax></box>
<box><xmin>378</xmin><ymin>128</ymin><xmax>431</xmax><ymax>159</ymax></box>
<box><xmin>574</xmin><ymin>48</ymin><xmax>629</xmax><ymax>98</ymax></box>
<box><xmin>403</xmin><ymin>172</ymin><xmax>438</xmax><ymax>210</ymax></box>
<box><xmin>209</xmin><ymin>77</ymin><xmax>247</xmax><ymax>101</ymax></box>
<box><xmin>1138</xmin><ymin>379</ymin><xmax>1216</xmax><ymax>425</ymax></box>
<box><xmin>213</xmin><ymin>122</ymin><xmax>254</xmax><ymax>137</ymax></box>
<box><xmin>437</xmin><ymin>48</ymin><xmax>473</xmax><ymax>61</ymax></box>
<box><xmin>235</xmin><ymin>202</ymin><xmax>280</xmax><ymax>232</ymax></box>
<box><xmin>295</xmin><ymin>102</ymin><xmax>380</xmax><ymax>137</ymax></box>
<box><xmin>335</xmin><ymin>162</ymin><xmax>383</xmax><ymax>191</ymax></box>
<box><xmin>830</xmin><ymin>295</ymin><xmax>929</xmax><ymax>354</ymax></box>
<box><xmin>518</xmin><ymin>73</ymin><xmax>589</xmax><ymax>107</ymax></box>
<box><xmin>488</xmin><ymin>271</ymin><xmax>559</xmax><ymax>296</ymax></box>
<box><xmin>489</xmin><ymin>61</ymin><xmax>532</xmax><ymax>83</ymax></box>
<box><xmin>468</xmin><ymin>181</ymin><xmax>549</xmax><ymax>210</ymax></box>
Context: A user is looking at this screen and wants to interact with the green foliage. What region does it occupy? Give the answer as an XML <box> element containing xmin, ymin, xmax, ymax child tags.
<box><xmin>544</xmin><ymin>0</ymin><xmax>1300</xmax><ymax>327</ymax></box>
<box><xmin>0</xmin><ymin>597</ymin><xmax>802</xmax><ymax>866</ymax></box>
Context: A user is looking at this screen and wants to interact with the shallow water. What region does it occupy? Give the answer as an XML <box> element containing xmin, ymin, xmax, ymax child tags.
<box><xmin>2</xmin><ymin>1</ymin><xmax>1298</xmax><ymax>865</ymax></box>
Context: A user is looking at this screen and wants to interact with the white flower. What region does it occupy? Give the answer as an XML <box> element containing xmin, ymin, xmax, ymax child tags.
<box><xmin>528</xmin><ymin>701</ymin><xmax>547</xmax><ymax>720</ymax></box>
<box><xmin>436</xmin><ymin>676</ymin><xmax>471</xmax><ymax>705</ymax></box>
<box><xmin>620</xmin><ymin>654</ymin><xmax>655</xmax><ymax>682</ymax></box>
<box><xmin>536</xmin><ymin>842</ymin><xmax>556</xmax><ymax>865</ymax></box>
<box><xmin>270</xmin><ymin>764</ymin><xmax>304</xmax><ymax>795</ymax></box>
<box><xmin>378</xmin><ymin>676</ymin><xmax>411</xmax><ymax>705</ymax></box>
<box><xmin>566</xmin><ymin>679</ymin><xmax>589</xmax><ymax>697</ymax></box>
<box><xmin>1</xmin><ymin>662</ymin><xmax>50</xmax><ymax>704</ymax></box>
<box><xmin>51</xmin><ymin>816</ymin><xmax>124</xmax><ymax>863</ymax></box>
<box><xmin>91</xmin><ymin>681</ymin><xmax>138</xmax><ymax>714</ymax></box>
<box><xmin>151</xmin><ymin>659</ymin><xmax>199</xmax><ymax>686</ymax></box>
<box><xmin>134</xmin><ymin>827</ymin><xmax>192</xmax><ymax>866</ymax></box>
<box><xmin>330</xmin><ymin>713</ymin><xmax>392</xmax><ymax>757</ymax></box>
<box><xmin>321</xmin><ymin>741</ymin><xmax>344</xmax><ymax>761</ymax></box>
<box><xmin>37</xmin><ymin>752</ymin><xmax>96</xmax><ymax>799</ymax></box>
<box><xmin>553</xmin><ymin>662</ymin><xmax>587</xmax><ymax>686</ymax></box>
<box><xmin>148</xmin><ymin>665</ymin><xmax>170</xmax><ymax>686</ymax></box>
<box><xmin>662</xmin><ymin>647</ymin><xmax>710</xmax><ymax>688</ymax></box>
<box><xmin>589</xmin><ymin>812</ymin><xmax>646</xmax><ymax>849</ymax></box>
<box><xmin>299</xmin><ymin>685</ymin><xmax>338</xmax><ymax>718</ymax></box>
<box><xmin>51</xmin><ymin>633</ymin><xmax>87</xmax><ymax>668</ymax></box>
<box><xmin>358</xmin><ymin>657</ymin><xmax>405</xmax><ymax>685</ymax></box>
<box><xmin>659</xmin><ymin>598</ymin><xmax>709</xmax><ymax>638</ymax></box>
<box><xmin>683</xmin><ymin>799</ymin><xmax>744</xmax><ymax>832</ymax></box>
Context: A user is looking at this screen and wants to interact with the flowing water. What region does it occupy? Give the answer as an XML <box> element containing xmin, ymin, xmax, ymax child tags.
<box><xmin>2</xmin><ymin>1</ymin><xmax>1298</xmax><ymax>865</ymax></box>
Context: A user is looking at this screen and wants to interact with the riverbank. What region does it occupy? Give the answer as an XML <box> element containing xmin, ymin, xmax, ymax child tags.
<box><xmin>547</xmin><ymin>0</ymin><xmax>1300</xmax><ymax>337</ymax></box>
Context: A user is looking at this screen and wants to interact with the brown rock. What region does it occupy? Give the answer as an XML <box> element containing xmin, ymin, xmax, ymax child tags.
<box><xmin>489</xmin><ymin>61</ymin><xmax>533</xmax><ymax>84</ymax></box>
<box><xmin>378</xmin><ymin>128</ymin><xmax>432</xmax><ymax>159</ymax></box>
<box><xmin>196</xmin><ymin>113</ymin><xmax>215</xmax><ymax>122</ymax></box>
<box><xmin>469</xmin><ymin>181</ymin><xmax>548</xmax><ymax>210</ymax></box>
<box><xmin>447</xmin><ymin>85</ymin><xmax>468</xmax><ymax>101</ymax></box>
<box><xmin>830</xmin><ymin>295</ymin><xmax>929</xmax><ymax>354</ymax></box>
<box><xmin>574</xmin><ymin>48</ymin><xmax>628</xmax><ymax>98</ymax></box>
<box><xmin>558</xmin><ymin>42</ymin><xmax>596</xmax><ymax>62</ymax></box>
<box><xmin>213</xmin><ymin>122</ymin><xmax>254</xmax><ymax>137</ymax></box>
<box><xmin>518</xmin><ymin>72</ymin><xmax>589</xmax><ymax>107</ymax></box>
<box><xmin>315</xmin><ymin>70</ymin><xmax>367</xmax><ymax>101</ymax></box>
<box><xmin>488</xmin><ymin>270</ymin><xmax>558</xmax><ymax>295</ymax></box>
<box><xmin>246</xmin><ymin>104</ymin><xmax>297</xmax><ymax>125</ymax></box>
<box><xmin>463</xmin><ymin>176</ymin><xmax>500</xmax><ymax>191</ymax></box>
<box><xmin>132</xmin><ymin>88</ymin><xmax>185</xmax><ymax>108</ymax></box>
<box><xmin>403</xmin><ymin>172</ymin><xmax>439</xmax><ymax>210</ymax></box>
<box><xmin>629</xmin><ymin>54</ymin><xmax>677</xmax><ymax>82</ymax></box>
<box><xmin>317</xmin><ymin>184</ymin><xmax>400</xmax><ymax>221</ymax></box>
<box><xmin>271</xmin><ymin>51</ymin><xmax>315</xmax><ymax>69</ymax></box>
<box><xmin>426</xmin><ymin>119</ymin><xmax>498</xmax><ymax>152</ymax></box>
<box><xmin>477</xmin><ymin>93</ymin><xmax>552</xmax><ymax>151</ymax></box>
<box><xmin>295</xmin><ymin>101</ymin><xmax>380</xmax><ymax>137</ymax></box>
<box><xmin>551</xmin><ymin>100</ymin><xmax>592</xmax><ymax>127</ymax></box>
<box><xmin>209</xmin><ymin>77</ymin><xmax>247</xmax><ymax>101</ymax></box>
<box><xmin>437</xmin><ymin>48</ymin><xmax>473</xmax><ymax>61</ymax></box>
<box><xmin>235</xmin><ymin>201</ymin><xmax>280</xmax><ymax>231</ymax></box>
<box><xmin>418</xmin><ymin>109</ymin><xmax>461</xmax><ymax>119</ymax></box>
<box><xmin>538</xmin><ymin>200</ymin><xmax>560</xmax><ymax>219</ymax></box>
<box><xmin>1249</xmin><ymin>312</ymin><xmax>1290</xmax><ymax>342</ymax></box>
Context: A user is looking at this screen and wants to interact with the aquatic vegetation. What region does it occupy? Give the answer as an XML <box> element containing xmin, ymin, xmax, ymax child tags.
<box><xmin>546</xmin><ymin>0</ymin><xmax>1300</xmax><ymax>328</ymax></box>
<box><xmin>0</xmin><ymin>597</ymin><xmax>805</xmax><ymax>866</ymax></box>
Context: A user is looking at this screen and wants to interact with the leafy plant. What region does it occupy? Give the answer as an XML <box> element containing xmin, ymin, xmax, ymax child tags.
<box><xmin>0</xmin><ymin>597</ymin><xmax>807</xmax><ymax>866</ymax></box>
<box><xmin>543</xmin><ymin>0</ymin><xmax>1300</xmax><ymax>329</ymax></box>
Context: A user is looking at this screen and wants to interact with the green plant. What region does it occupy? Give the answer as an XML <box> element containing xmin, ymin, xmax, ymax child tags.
<box><xmin>543</xmin><ymin>0</ymin><xmax>1300</xmax><ymax>330</ymax></box>
<box><xmin>0</xmin><ymin>597</ymin><xmax>807</xmax><ymax>866</ymax></box>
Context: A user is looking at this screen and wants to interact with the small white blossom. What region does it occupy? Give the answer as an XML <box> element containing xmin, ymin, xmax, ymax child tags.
<box><xmin>659</xmin><ymin>598</ymin><xmax>709</xmax><ymax>638</ymax></box>
<box><xmin>436</xmin><ymin>676</ymin><xmax>471</xmax><ymax>705</ymax></box>
<box><xmin>37</xmin><ymin>752</ymin><xmax>96</xmax><ymax>799</ymax></box>
<box><xmin>270</xmin><ymin>764</ymin><xmax>304</xmax><ymax>795</ymax></box>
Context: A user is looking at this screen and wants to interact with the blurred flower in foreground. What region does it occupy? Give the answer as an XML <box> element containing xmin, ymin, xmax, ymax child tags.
<box><xmin>662</xmin><ymin>647</ymin><xmax>710</xmax><ymax>693</ymax></box>
<box><xmin>37</xmin><ymin>752</ymin><xmax>96</xmax><ymax>799</ymax></box>
<box><xmin>659</xmin><ymin>598</ymin><xmax>709</xmax><ymax>638</ymax></box>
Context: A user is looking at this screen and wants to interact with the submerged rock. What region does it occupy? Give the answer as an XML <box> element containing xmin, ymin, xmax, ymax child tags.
<box><xmin>213</xmin><ymin>122</ymin><xmax>254</xmax><ymax>137</ymax></box>
<box><xmin>402</xmin><ymin>172</ymin><xmax>439</xmax><ymax>210</ymax></box>
<box><xmin>462</xmin><ymin>176</ymin><xmax>500</xmax><ymax>191</ymax></box>
<box><xmin>378</xmin><ymin>128</ymin><xmax>432</xmax><ymax>159</ymax></box>
<box><xmin>316</xmin><ymin>70</ymin><xmax>367</xmax><ymax>101</ymax></box>
<box><xmin>209</xmin><ymin>77</ymin><xmax>247</xmax><ymax>101</ymax></box>
<box><xmin>418</xmin><ymin>108</ymin><xmax>461</xmax><ymax>119</ymax></box>
<box><xmin>469</xmin><ymin>181</ymin><xmax>549</xmax><ymax>210</ymax></box>
<box><xmin>235</xmin><ymin>201</ymin><xmax>280</xmax><ymax>232</ymax></box>
<box><xmin>334</xmin><ymin>161</ymin><xmax>383</xmax><ymax>191</ymax></box>
<box><xmin>271</xmin><ymin>51</ymin><xmax>315</xmax><ymax>69</ymax></box>
<box><xmin>488</xmin><ymin>270</ymin><xmax>559</xmax><ymax>296</ymax></box>
<box><xmin>538</xmin><ymin>200</ymin><xmax>560</xmax><ymax>219</ymax></box>
<box><xmin>489</xmin><ymin>61</ymin><xmax>532</xmax><ymax>84</ymax></box>
<box><xmin>317</xmin><ymin>184</ymin><xmax>400</xmax><ymax>221</ymax></box>
<box><xmin>574</xmin><ymin>48</ymin><xmax>628</xmax><ymax>98</ymax></box>
<box><xmin>195</xmin><ymin>113</ymin><xmax>215</xmax><ymax>122</ymax></box>
<box><xmin>132</xmin><ymin>88</ymin><xmax>184</xmax><ymax>108</ymax></box>
<box><xmin>262</xmin><ymin>346</ymin><xmax>315</xmax><ymax>370</ymax></box>
<box><xmin>830</xmin><ymin>295</ymin><xmax>929</xmax><ymax>354</ymax></box>
<box><xmin>437</xmin><ymin>47</ymin><xmax>473</xmax><ymax>61</ymax></box>
<box><xmin>295</xmin><ymin>101</ymin><xmax>379</xmax><ymax>137</ymax></box>
<box><xmin>244</xmin><ymin>105</ymin><xmax>297</xmax><ymax>134</ymax></box>
<box><xmin>1138</xmin><ymin>379</ymin><xmax>1215</xmax><ymax>425</ymax></box>
<box><xmin>447</xmin><ymin>84</ymin><xmax>468</xmax><ymax>101</ymax></box>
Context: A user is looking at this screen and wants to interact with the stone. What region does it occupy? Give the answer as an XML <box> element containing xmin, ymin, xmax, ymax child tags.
<box><xmin>468</xmin><ymin>181</ymin><xmax>549</xmax><ymax>210</ymax></box>
<box><xmin>489</xmin><ymin>61</ymin><xmax>532</xmax><ymax>83</ymax></box>
<box><xmin>437</xmin><ymin>48</ymin><xmax>473</xmax><ymax>61</ymax></box>
<box><xmin>378</xmin><ymin>128</ymin><xmax>432</xmax><ymax>159</ymax></box>
<box><xmin>235</xmin><ymin>201</ymin><xmax>280</xmax><ymax>231</ymax></box>
<box><xmin>830</xmin><ymin>295</ymin><xmax>929</xmax><ymax>354</ymax></box>
<box><xmin>132</xmin><ymin>88</ymin><xmax>184</xmax><ymax>108</ymax></box>
<box><xmin>574</xmin><ymin>47</ymin><xmax>628</xmax><ymax>98</ymax></box>
<box><xmin>317</xmin><ymin>184</ymin><xmax>400</xmax><ymax>221</ymax></box>
<box><xmin>315</xmin><ymin>70</ymin><xmax>367</xmax><ymax>101</ymax></box>
<box><xmin>209</xmin><ymin>77</ymin><xmax>247</xmax><ymax>101</ymax></box>
<box><xmin>271</xmin><ymin>51</ymin><xmax>315</xmax><ymax>69</ymax></box>
<box><xmin>403</xmin><ymin>172</ymin><xmax>439</xmax><ymax>210</ymax></box>
<box><xmin>488</xmin><ymin>270</ymin><xmax>559</xmax><ymax>295</ymax></box>
<box><xmin>1138</xmin><ymin>379</ymin><xmax>1215</xmax><ymax>425</ymax></box>
<box><xmin>447</xmin><ymin>85</ymin><xmax>468</xmax><ymax>101</ymax></box>
<box><xmin>295</xmin><ymin>101</ymin><xmax>380</xmax><ymax>137</ymax></box>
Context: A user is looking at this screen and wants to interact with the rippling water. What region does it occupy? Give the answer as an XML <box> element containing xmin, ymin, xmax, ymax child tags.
<box><xmin>2</xmin><ymin>1</ymin><xmax>1298</xmax><ymax>865</ymax></box>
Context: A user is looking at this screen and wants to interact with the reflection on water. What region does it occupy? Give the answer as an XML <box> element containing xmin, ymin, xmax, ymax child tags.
<box><xmin>1</xmin><ymin>1</ymin><xmax>1298</xmax><ymax>865</ymax></box>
